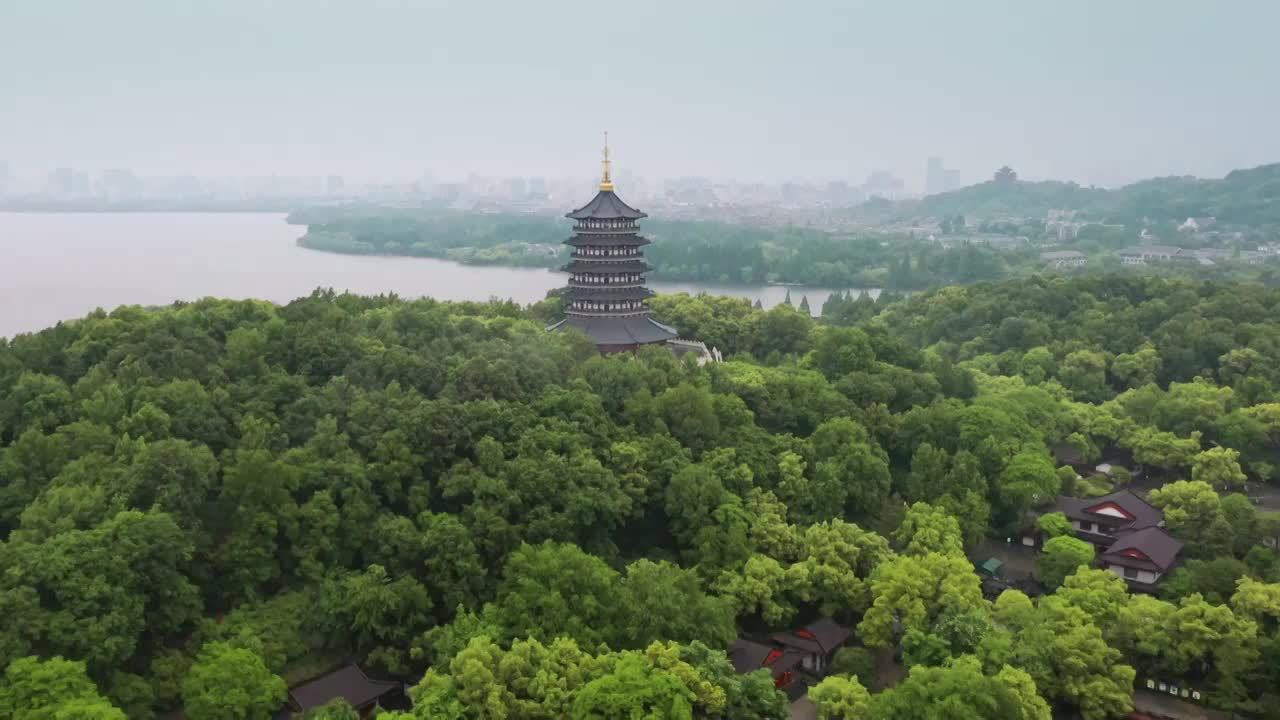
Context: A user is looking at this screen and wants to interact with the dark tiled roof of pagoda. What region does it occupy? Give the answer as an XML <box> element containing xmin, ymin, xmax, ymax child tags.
<box><xmin>772</xmin><ymin>617</ymin><xmax>852</xmax><ymax>655</ymax></box>
<box><xmin>561</xmin><ymin>286</ymin><xmax>655</xmax><ymax>301</ymax></box>
<box><xmin>287</xmin><ymin>665</ymin><xmax>400</xmax><ymax>713</ymax></box>
<box><xmin>565</xmin><ymin>234</ymin><xmax>651</xmax><ymax>247</ymax></box>
<box><xmin>565</xmin><ymin>189</ymin><xmax>647</xmax><ymax>220</ymax></box>
<box><xmin>1101</xmin><ymin>526</ymin><xmax>1183</xmax><ymax>572</ymax></box>
<box><xmin>562</xmin><ymin>259</ymin><xmax>652</xmax><ymax>274</ymax></box>
<box><xmin>547</xmin><ymin>314</ymin><xmax>677</xmax><ymax>345</ymax></box>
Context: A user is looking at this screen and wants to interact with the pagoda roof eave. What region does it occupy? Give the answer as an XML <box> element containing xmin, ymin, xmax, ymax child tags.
<box><xmin>565</xmin><ymin>189</ymin><xmax>647</xmax><ymax>220</ymax></box>
<box><xmin>562</xmin><ymin>260</ymin><xmax>652</xmax><ymax>274</ymax></box>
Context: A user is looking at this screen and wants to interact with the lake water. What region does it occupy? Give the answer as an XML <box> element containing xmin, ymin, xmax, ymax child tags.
<box><xmin>0</xmin><ymin>212</ymin><xmax>876</xmax><ymax>338</ymax></box>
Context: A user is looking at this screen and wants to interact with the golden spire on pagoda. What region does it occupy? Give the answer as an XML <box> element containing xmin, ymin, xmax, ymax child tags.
<box><xmin>599</xmin><ymin>131</ymin><xmax>614</xmax><ymax>191</ymax></box>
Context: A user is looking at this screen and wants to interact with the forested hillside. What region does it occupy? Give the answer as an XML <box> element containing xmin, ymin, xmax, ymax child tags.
<box><xmin>909</xmin><ymin>162</ymin><xmax>1280</xmax><ymax>226</ymax></box>
<box><xmin>3</xmin><ymin>277</ymin><xmax>1280</xmax><ymax>718</ymax></box>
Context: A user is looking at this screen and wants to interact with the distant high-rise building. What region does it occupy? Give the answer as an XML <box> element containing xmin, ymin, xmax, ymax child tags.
<box><xmin>864</xmin><ymin>170</ymin><xmax>905</xmax><ymax>200</ymax></box>
<box><xmin>926</xmin><ymin>156</ymin><xmax>945</xmax><ymax>195</ymax></box>
<box><xmin>504</xmin><ymin>177</ymin><xmax>529</xmax><ymax>198</ymax></box>
<box><xmin>943</xmin><ymin>169</ymin><xmax>962</xmax><ymax>192</ymax></box>
<box><xmin>103</xmin><ymin>169</ymin><xmax>142</xmax><ymax>200</ymax></box>
<box><xmin>47</xmin><ymin>168</ymin><xmax>74</xmax><ymax>197</ymax></box>
<box><xmin>326</xmin><ymin>175</ymin><xmax>345</xmax><ymax>194</ymax></box>
<box><xmin>0</xmin><ymin>161</ymin><xmax>10</xmax><ymax>196</ymax></box>
<box><xmin>825</xmin><ymin>180</ymin><xmax>852</xmax><ymax>204</ymax></box>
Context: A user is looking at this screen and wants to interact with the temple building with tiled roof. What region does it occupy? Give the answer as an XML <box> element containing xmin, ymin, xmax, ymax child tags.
<box><xmin>1040</xmin><ymin>488</ymin><xmax>1183</xmax><ymax>591</ymax></box>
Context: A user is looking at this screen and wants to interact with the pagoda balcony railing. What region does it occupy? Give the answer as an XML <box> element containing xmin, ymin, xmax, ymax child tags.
<box><xmin>565</xmin><ymin>309</ymin><xmax>653</xmax><ymax>318</ymax></box>
<box><xmin>572</xmin><ymin>225</ymin><xmax>639</xmax><ymax>234</ymax></box>
<box><xmin>567</xmin><ymin>281</ymin><xmax>647</xmax><ymax>289</ymax></box>
<box><xmin>571</xmin><ymin>252</ymin><xmax>643</xmax><ymax>259</ymax></box>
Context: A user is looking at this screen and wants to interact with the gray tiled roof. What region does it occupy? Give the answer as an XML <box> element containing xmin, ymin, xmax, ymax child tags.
<box><xmin>547</xmin><ymin>313</ymin><xmax>677</xmax><ymax>345</ymax></box>
<box><xmin>565</xmin><ymin>189</ymin><xmax>647</xmax><ymax>220</ymax></box>
<box><xmin>1050</xmin><ymin>489</ymin><xmax>1163</xmax><ymax>532</ymax></box>
<box><xmin>1102</xmin><ymin>526</ymin><xmax>1183</xmax><ymax>572</ymax></box>
<box><xmin>772</xmin><ymin>617</ymin><xmax>852</xmax><ymax>655</ymax></box>
<box><xmin>287</xmin><ymin>665</ymin><xmax>399</xmax><ymax>713</ymax></box>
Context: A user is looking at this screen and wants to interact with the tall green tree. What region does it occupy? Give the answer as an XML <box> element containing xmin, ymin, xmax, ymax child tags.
<box><xmin>1039</xmin><ymin>536</ymin><xmax>1096</xmax><ymax>591</ymax></box>
<box><xmin>182</xmin><ymin>642</ymin><xmax>286</xmax><ymax>720</ymax></box>
<box><xmin>0</xmin><ymin>656</ymin><xmax>126</xmax><ymax>720</ymax></box>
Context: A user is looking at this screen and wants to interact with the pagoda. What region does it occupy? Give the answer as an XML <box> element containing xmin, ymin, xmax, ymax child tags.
<box><xmin>547</xmin><ymin>136</ymin><xmax>681</xmax><ymax>353</ymax></box>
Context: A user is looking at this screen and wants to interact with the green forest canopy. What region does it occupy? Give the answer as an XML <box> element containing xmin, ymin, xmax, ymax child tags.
<box><xmin>3</xmin><ymin>275</ymin><xmax>1280</xmax><ymax>718</ymax></box>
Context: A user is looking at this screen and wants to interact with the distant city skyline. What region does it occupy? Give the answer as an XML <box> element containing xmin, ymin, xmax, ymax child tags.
<box><xmin>3</xmin><ymin>1</ymin><xmax>1278</xmax><ymax>188</ymax></box>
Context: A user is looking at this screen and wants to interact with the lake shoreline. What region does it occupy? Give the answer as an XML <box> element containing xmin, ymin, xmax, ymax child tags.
<box><xmin>0</xmin><ymin>213</ymin><xmax>875</xmax><ymax>338</ymax></box>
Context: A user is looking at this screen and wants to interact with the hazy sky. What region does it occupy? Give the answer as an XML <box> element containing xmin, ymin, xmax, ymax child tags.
<box><xmin>2</xmin><ymin>0</ymin><xmax>1277</xmax><ymax>188</ymax></box>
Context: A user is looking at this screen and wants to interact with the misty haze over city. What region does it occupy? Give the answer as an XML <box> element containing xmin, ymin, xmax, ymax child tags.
<box><xmin>4</xmin><ymin>0</ymin><xmax>1279</xmax><ymax>191</ymax></box>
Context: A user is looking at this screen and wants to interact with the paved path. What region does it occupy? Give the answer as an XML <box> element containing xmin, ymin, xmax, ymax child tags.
<box><xmin>789</xmin><ymin>696</ymin><xmax>817</xmax><ymax>720</ymax></box>
<box><xmin>1133</xmin><ymin>688</ymin><xmax>1228</xmax><ymax>720</ymax></box>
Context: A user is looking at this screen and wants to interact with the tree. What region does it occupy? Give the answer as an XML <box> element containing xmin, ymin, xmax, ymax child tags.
<box><xmin>1124</xmin><ymin>427</ymin><xmax>1202</xmax><ymax>473</ymax></box>
<box><xmin>675</xmin><ymin>641</ymin><xmax>787</xmax><ymax>720</ymax></box>
<box><xmin>572</xmin><ymin>654</ymin><xmax>694</xmax><ymax>720</ymax></box>
<box><xmin>0</xmin><ymin>656</ymin><xmax>126</xmax><ymax>720</ymax></box>
<box><xmin>810</xmin><ymin>438</ymin><xmax>892</xmax><ymax>521</ymax></box>
<box><xmin>299</xmin><ymin>699</ymin><xmax>360</xmax><ymax>720</ymax></box>
<box><xmin>790</xmin><ymin>519</ymin><xmax>892</xmax><ymax>617</ymax></box>
<box><xmin>314</xmin><ymin>565</ymin><xmax>432</xmax><ymax>672</ymax></box>
<box><xmin>808</xmin><ymin>674</ymin><xmax>869</xmax><ymax>720</ymax></box>
<box><xmin>1220</xmin><ymin>494</ymin><xmax>1262</xmax><ymax>557</ymax></box>
<box><xmin>1008</xmin><ymin>598</ymin><xmax>1134</xmax><ymax>720</ymax></box>
<box><xmin>182</xmin><ymin>642</ymin><xmax>286</xmax><ymax>720</ymax></box>
<box><xmin>893</xmin><ymin>502</ymin><xmax>964</xmax><ymax>556</ymax></box>
<box><xmin>828</xmin><ymin>648</ymin><xmax>877</xmax><ymax>688</ymax></box>
<box><xmin>746</xmin><ymin>304</ymin><xmax>813</xmax><ymax>358</ymax></box>
<box><xmin>490</xmin><ymin>542</ymin><xmax>621</xmax><ymax>647</ymax></box>
<box><xmin>1147</xmin><ymin>480</ymin><xmax>1222</xmax><ymax>544</ymax></box>
<box><xmin>869</xmin><ymin>656</ymin><xmax>1049</xmax><ymax>720</ymax></box>
<box><xmin>809</xmin><ymin>327</ymin><xmax>874</xmax><ymax>380</ymax></box>
<box><xmin>2</xmin><ymin>509</ymin><xmax>200</xmax><ymax>675</ymax></box>
<box><xmin>1111</xmin><ymin>346</ymin><xmax>1162</xmax><ymax>389</ymax></box>
<box><xmin>1058</xmin><ymin>350</ymin><xmax>1109</xmax><ymax>402</ymax></box>
<box><xmin>858</xmin><ymin>552</ymin><xmax>987</xmax><ymax>647</ymax></box>
<box><xmin>716</xmin><ymin>554</ymin><xmax>797</xmax><ymax>626</ymax></box>
<box><xmin>905</xmin><ymin>443</ymin><xmax>949</xmax><ymax>503</ymax></box>
<box><xmin>994</xmin><ymin>452</ymin><xmax>1061</xmax><ymax>530</ymax></box>
<box><xmin>1120</xmin><ymin>593</ymin><xmax>1258</xmax><ymax>684</ymax></box>
<box><xmin>1039</xmin><ymin>536</ymin><xmax>1095</xmax><ymax>591</ymax></box>
<box><xmin>615</xmin><ymin>560</ymin><xmax>736</xmax><ymax>650</ymax></box>
<box><xmin>1053</xmin><ymin>568</ymin><xmax>1131</xmax><ymax>636</ymax></box>
<box><xmin>1232</xmin><ymin>577</ymin><xmax>1280</xmax><ymax>633</ymax></box>
<box><xmin>1035</xmin><ymin>511</ymin><xmax>1072</xmax><ymax>539</ymax></box>
<box><xmin>1191</xmin><ymin>447</ymin><xmax>1248</xmax><ymax>490</ymax></box>
<box><xmin>1162</xmin><ymin>558</ymin><xmax>1249</xmax><ymax>605</ymax></box>
<box><xmin>655</xmin><ymin>383</ymin><xmax>722</xmax><ymax>453</ymax></box>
